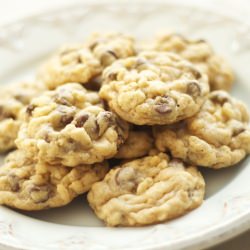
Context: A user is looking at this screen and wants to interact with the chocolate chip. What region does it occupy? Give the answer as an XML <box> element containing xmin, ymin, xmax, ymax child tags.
<box><xmin>75</xmin><ymin>114</ymin><xmax>89</xmax><ymax>128</ymax></box>
<box><xmin>187</xmin><ymin>82</ymin><xmax>201</xmax><ymax>97</ymax></box>
<box><xmin>8</xmin><ymin>174</ymin><xmax>20</xmax><ymax>192</ymax></box>
<box><xmin>107</xmin><ymin>72</ymin><xmax>118</xmax><ymax>81</ymax></box>
<box><xmin>210</xmin><ymin>92</ymin><xmax>230</xmax><ymax>105</ymax></box>
<box><xmin>192</xmin><ymin>69</ymin><xmax>202</xmax><ymax>79</ymax></box>
<box><xmin>29</xmin><ymin>185</ymin><xmax>50</xmax><ymax>203</ymax></box>
<box><xmin>155</xmin><ymin>96</ymin><xmax>176</xmax><ymax>114</ymax></box>
<box><xmin>26</xmin><ymin>104</ymin><xmax>35</xmax><ymax>116</ymax></box>
<box><xmin>0</xmin><ymin>106</ymin><xmax>16</xmax><ymax>120</ymax></box>
<box><xmin>43</xmin><ymin>133</ymin><xmax>51</xmax><ymax>143</ymax></box>
<box><xmin>107</xmin><ymin>50</ymin><xmax>118</xmax><ymax>59</ymax></box>
<box><xmin>60</xmin><ymin>114</ymin><xmax>74</xmax><ymax>126</ymax></box>
<box><xmin>84</xmin><ymin>76</ymin><xmax>102</xmax><ymax>91</ymax></box>
<box><xmin>89</xmin><ymin>41</ymin><xmax>98</xmax><ymax>50</ymax></box>
<box><xmin>77</xmin><ymin>55</ymin><xmax>82</xmax><ymax>64</ymax></box>
<box><xmin>96</xmin><ymin>111</ymin><xmax>114</xmax><ymax>137</ymax></box>
<box><xmin>187</xmin><ymin>189</ymin><xmax>195</xmax><ymax>199</ymax></box>
<box><xmin>232</xmin><ymin>127</ymin><xmax>246</xmax><ymax>136</ymax></box>
<box><xmin>115</xmin><ymin>167</ymin><xmax>139</xmax><ymax>192</ymax></box>
<box><xmin>155</xmin><ymin>104</ymin><xmax>172</xmax><ymax>114</ymax></box>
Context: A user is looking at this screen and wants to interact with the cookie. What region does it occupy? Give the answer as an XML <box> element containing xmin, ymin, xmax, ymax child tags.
<box><xmin>86</xmin><ymin>32</ymin><xmax>136</xmax><ymax>67</ymax></box>
<box><xmin>16</xmin><ymin>83</ymin><xmax>129</xmax><ymax>166</ymax></box>
<box><xmin>0</xmin><ymin>81</ymin><xmax>45</xmax><ymax>153</ymax></box>
<box><xmin>100</xmin><ymin>51</ymin><xmax>209</xmax><ymax>125</ymax></box>
<box><xmin>154</xmin><ymin>91</ymin><xmax>250</xmax><ymax>168</ymax></box>
<box><xmin>38</xmin><ymin>44</ymin><xmax>102</xmax><ymax>89</ymax></box>
<box><xmin>149</xmin><ymin>32</ymin><xmax>234</xmax><ymax>91</ymax></box>
<box><xmin>88</xmin><ymin>153</ymin><xmax>205</xmax><ymax>226</ymax></box>
<box><xmin>0</xmin><ymin>150</ymin><xmax>109</xmax><ymax>210</ymax></box>
<box><xmin>115</xmin><ymin>130</ymin><xmax>153</xmax><ymax>159</ymax></box>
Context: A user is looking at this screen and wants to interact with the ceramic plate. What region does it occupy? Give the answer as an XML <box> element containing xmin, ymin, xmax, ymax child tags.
<box><xmin>1</xmin><ymin>1</ymin><xmax>250</xmax><ymax>249</ymax></box>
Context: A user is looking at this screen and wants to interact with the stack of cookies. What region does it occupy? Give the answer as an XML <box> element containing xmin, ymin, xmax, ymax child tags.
<box><xmin>0</xmin><ymin>32</ymin><xmax>249</xmax><ymax>227</ymax></box>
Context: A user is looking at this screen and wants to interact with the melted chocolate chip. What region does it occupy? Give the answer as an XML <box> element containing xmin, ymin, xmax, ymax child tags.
<box><xmin>232</xmin><ymin>127</ymin><xmax>246</xmax><ymax>137</ymax></box>
<box><xmin>29</xmin><ymin>185</ymin><xmax>50</xmax><ymax>203</ymax></box>
<box><xmin>187</xmin><ymin>82</ymin><xmax>201</xmax><ymax>97</ymax></box>
<box><xmin>115</xmin><ymin>167</ymin><xmax>139</xmax><ymax>193</ymax></box>
<box><xmin>26</xmin><ymin>104</ymin><xmax>35</xmax><ymax>116</ymax></box>
<box><xmin>77</xmin><ymin>56</ymin><xmax>82</xmax><ymax>64</ymax></box>
<box><xmin>8</xmin><ymin>174</ymin><xmax>20</xmax><ymax>192</ymax></box>
<box><xmin>155</xmin><ymin>104</ymin><xmax>172</xmax><ymax>114</ymax></box>
<box><xmin>75</xmin><ymin>114</ymin><xmax>89</xmax><ymax>128</ymax></box>
<box><xmin>107</xmin><ymin>72</ymin><xmax>118</xmax><ymax>81</ymax></box>
<box><xmin>96</xmin><ymin>111</ymin><xmax>114</xmax><ymax>137</ymax></box>
<box><xmin>60</xmin><ymin>114</ymin><xmax>74</xmax><ymax>126</ymax></box>
<box><xmin>89</xmin><ymin>41</ymin><xmax>98</xmax><ymax>50</ymax></box>
<box><xmin>155</xmin><ymin>96</ymin><xmax>176</xmax><ymax>114</ymax></box>
<box><xmin>210</xmin><ymin>92</ymin><xmax>230</xmax><ymax>105</ymax></box>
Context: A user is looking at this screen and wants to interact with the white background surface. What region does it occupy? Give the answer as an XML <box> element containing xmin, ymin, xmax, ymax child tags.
<box><xmin>0</xmin><ymin>0</ymin><xmax>250</xmax><ymax>250</ymax></box>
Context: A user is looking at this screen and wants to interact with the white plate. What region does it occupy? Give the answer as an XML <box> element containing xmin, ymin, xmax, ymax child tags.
<box><xmin>1</xmin><ymin>1</ymin><xmax>250</xmax><ymax>249</ymax></box>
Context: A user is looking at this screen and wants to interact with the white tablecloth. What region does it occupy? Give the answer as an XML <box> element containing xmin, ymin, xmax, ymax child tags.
<box><xmin>0</xmin><ymin>1</ymin><xmax>249</xmax><ymax>249</ymax></box>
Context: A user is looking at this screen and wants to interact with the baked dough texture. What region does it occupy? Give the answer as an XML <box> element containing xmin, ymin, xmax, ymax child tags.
<box><xmin>100</xmin><ymin>51</ymin><xmax>209</xmax><ymax>125</ymax></box>
<box><xmin>0</xmin><ymin>150</ymin><xmax>109</xmax><ymax>210</ymax></box>
<box><xmin>0</xmin><ymin>81</ymin><xmax>45</xmax><ymax>152</ymax></box>
<box><xmin>88</xmin><ymin>153</ymin><xmax>205</xmax><ymax>226</ymax></box>
<box><xmin>150</xmin><ymin>32</ymin><xmax>234</xmax><ymax>91</ymax></box>
<box><xmin>16</xmin><ymin>83</ymin><xmax>129</xmax><ymax>166</ymax></box>
<box><xmin>154</xmin><ymin>91</ymin><xmax>250</xmax><ymax>168</ymax></box>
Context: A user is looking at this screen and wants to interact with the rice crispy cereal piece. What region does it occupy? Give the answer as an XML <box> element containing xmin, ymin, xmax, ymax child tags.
<box><xmin>154</xmin><ymin>91</ymin><xmax>250</xmax><ymax>168</ymax></box>
<box><xmin>88</xmin><ymin>153</ymin><xmax>205</xmax><ymax>226</ymax></box>
<box><xmin>100</xmin><ymin>51</ymin><xmax>209</xmax><ymax>125</ymax></box>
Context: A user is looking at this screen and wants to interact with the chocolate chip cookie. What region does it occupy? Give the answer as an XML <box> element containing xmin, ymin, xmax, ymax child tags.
<box><xmin>0</xmin><ymin>81</ymin><xmax>45</xmax><ymax>153</ymax></box>
<box><xmin>88</xmin><ymin>153</ymin><xmax>205</xmax><ymax>226</ymax></box>
<box><xmin>38</xmin><ymin>44</ymin><xmax>102</xmax><ymax>89</ymax></box>
<box><xmin>0</xmin><ymin>150</ymin><xmax>109</xmax><ymax>210</ymax></box>
<box><xmin>100</xmin><ymin>51</ymin><xmax>209</xmax><ymax>125</ymax></box>
<box><xmin>16</xmin><ymin>83</ymin><xmax>129</xmax><ymax>166</ymax></box>
<box><xmin>149</xmin><ymin>32</ymin><xmax>234</xmax><ymax>91</ymax></box>
<box><xmin>86</xmin><ymin>32</ymin><xmax>136</xmax><ymax>67</ymax></box>
<box><xmin>154</xmin><ymin>91</ymin><xmax>250</xmax><ymax>168</ymax></box>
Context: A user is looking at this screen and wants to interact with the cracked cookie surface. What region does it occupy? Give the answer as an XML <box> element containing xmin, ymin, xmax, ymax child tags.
<box><xmin>16</xmin><ymin>83</ymin><xmax>129</xmax><ymax>166</ymax></box>
<box><xmin>88</xmin><ymin>153</ymin><xmax>205</xmax><ymax>226</ymax></box>
<box><xmin>38</xmin><ymin>44</ymin><xmax>102</xmax><ymax>89</ymax></box>
<box><xmin>100</xmin><ymin>51</ymin><xmax>209</xmax><ymax>125</ymax></box>
<box><xmin>115</xmin><ymin>129</ymin><xmax>153</xmax><ymax>159</ymax></box>
<box><xmin>86</xmin><ymin>32</ymin><xmax>136</xmax><ymax>67</ymax></box>
<box><xmin>0</xmin><ymin>150</ymin><xmax>109</xmax><ymax>210</ymax></box>
<box><xmin>0</xmin><ymin>81</ymin><xmax>45</xmax><ymax>153</ymax></box>
<box><xmin>154</xmin><ymin>91</ymin><xmax>250</xmax><ymax>168</ymax></box>
<box><xmin>149</xmin><ymin>32</ymin><xmax>234</xmax><ymax>91</ymax></box>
